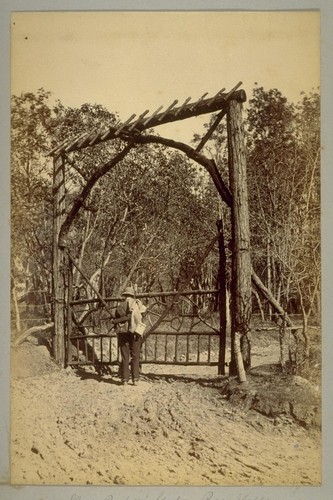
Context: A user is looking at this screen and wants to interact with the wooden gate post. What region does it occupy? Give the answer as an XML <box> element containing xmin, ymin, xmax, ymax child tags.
<box><xmin>217</xmin><ymin>219</ymin><xmax>227</xmax><ymax>375</ymax></box>
<box><xmin>52</xmin><ymin>153</ymin><xmax>67</xmax><ymax>367</ymax></box>
<box><xmin>227</xmin><ymin>98</ymin><xmax>252</xmax><ymax>379</ymax></box>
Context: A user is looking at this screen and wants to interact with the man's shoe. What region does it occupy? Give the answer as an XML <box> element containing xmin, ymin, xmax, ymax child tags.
<box><xmin>132</xmin><ymin>380</ymin><xmax>139</xmax><ymax>386</ymax></box>
<box><xmin>121</xmin><ymin>380</ymin><xmax>128</xmax><ymax>386</ymax></box>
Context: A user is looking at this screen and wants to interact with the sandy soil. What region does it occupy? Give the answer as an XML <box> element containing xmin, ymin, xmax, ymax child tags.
<box><xmin>10</xmin><ymin>338</ymin><xmax>321</xmax><ymax>486</ymax></box>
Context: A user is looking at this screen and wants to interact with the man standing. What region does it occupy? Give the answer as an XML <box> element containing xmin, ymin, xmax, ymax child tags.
<box><xmin>115</xmin><ymin>286</ymin><xmax>146</xmax><ymax>386</ymax></box>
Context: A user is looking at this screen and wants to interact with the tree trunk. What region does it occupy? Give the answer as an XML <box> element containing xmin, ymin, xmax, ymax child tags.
<box><xmin>315</xmin><ymin>291</ymin><xmax>321</xmax><ymax>323</ymax></box>
<box><xmin>120</xmin><ymin>228</ymin><xmax>160</xmax><ymax>294</ymax></box>
<box><xmin>301</xmin><ymin>309</ymin><xmax>310</xmax><ymax>358</ymax></box>
<box><xmin>253</xmin><ymin>288</ymin><xmax>265</xmax><ymax>321</ymax></box>
<box><xmin>11</xmin><ymin>276</ymin><xmax>22</xmax><ymax>335</ymax></box>
<box><xmin>227</xmin><ymin>99</ymin><xmax>252</xmax><ymax>376</ymax></box>
<box><xmin>267</xmin><ymin>238</ymin><xmax>272</xmax><ymax>320</ymax></box>
<box><xmin>279</xmin><ymin>314</ymin><xmax>287</xmax><ymax>371</ymax></box>
<box><xmin>74</xmin><ymin>210</ymin><xmax>94</xmax><ymax>292</ymax></box>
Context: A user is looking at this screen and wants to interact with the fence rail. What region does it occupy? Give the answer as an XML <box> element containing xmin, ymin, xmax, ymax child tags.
<box><xmin>69</xmin><ymin>288</ymin><xmax>219</xmax><ymax>306</ymax></box>
<box><xmin>68</xmin><ymin>330</ymin><xmax>220</xmax><ymax>367</ymax></box>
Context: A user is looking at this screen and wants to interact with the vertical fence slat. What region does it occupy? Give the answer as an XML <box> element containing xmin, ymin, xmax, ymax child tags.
<box><xmin>154</xmin><ymin>335</ymin><xmax>158</xmax><ymax>361</ymax></box>
<box><xmin>100</xmin><ymin>337</ymin><xmax>103</xmax><ymax>362</ymax></box>
<box><xmin>175</xmin><ymin>334</ymin><xmax>179</xmax><ymax>363</ymax></box>
<box><xmin>208</xmin><ymin>334</ymin><xmax>211</xmax><ymax>363</ymax></box>
<box><xmin>186</xmin><ymin>334</ymin><xmax>190</xmax><ymax>362</ymax></box>
<box><xmin>164</xmin><ymin>334</ymin><xmax>168</xmax><ymax>361</ymax></box>
<box><xmin>197</xmin><ymin>335</ymin><xmax>201</xmax><ymax>362</ymax></box>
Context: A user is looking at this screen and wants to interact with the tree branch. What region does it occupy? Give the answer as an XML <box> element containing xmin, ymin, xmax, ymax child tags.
<box><xmin>129</xmin><ymin>133</ymin><xmax>233</xmax><ymax>207</ymax></box>
<box><xmin>58</xmin><ymin>142</ymin><xmax>135</xmax><ymax>246</ymax></box>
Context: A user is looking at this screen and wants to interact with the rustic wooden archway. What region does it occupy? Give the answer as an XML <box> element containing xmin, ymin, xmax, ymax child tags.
<box><xmin>50</xmin><ymin>82</ymin><xmax>289</xmax><ymax>381</ymax></box>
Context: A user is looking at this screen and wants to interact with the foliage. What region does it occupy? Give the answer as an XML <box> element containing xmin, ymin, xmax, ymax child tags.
<box><xmin>246</xmin><ymin>86</ymin><xmax>320</xmax><ymax>326</ymax></box>
<box><xmin>11</xmin><ymin>90</ymin><xmax>220</xmax><ymax>316</ymax></box>
<box><xmin>67</xmin><ymin>142</ymin><xmax>219</xmax><ymax>297</ymax></box>
<box><xmin>11</xmin><ymin>89</ymin><xmax>55</xmax><ymax>296</ymax></box>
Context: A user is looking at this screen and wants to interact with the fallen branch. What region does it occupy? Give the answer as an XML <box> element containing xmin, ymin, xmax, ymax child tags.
<box><xmin>14</xmin><ymin>322</ymin><xmax>54</xmax><ymax>347</ymax></box>
<box><xmin>251</xmin><ymin>270</ymin><xmax>293</xmax><ymax>327</ymax></box>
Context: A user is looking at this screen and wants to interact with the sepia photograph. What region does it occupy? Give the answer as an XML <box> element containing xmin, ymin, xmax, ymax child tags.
<box><xmin>7</xmin><ymin>7</ymin><xmax>325</xmax><ymax>492</ymax></box>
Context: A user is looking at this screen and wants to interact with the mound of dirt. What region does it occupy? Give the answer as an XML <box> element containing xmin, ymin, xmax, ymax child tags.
<box><xmin>11</xmin><ymin>341</ymin><xmax>60</xmax><ymax>379</ymax></box>
<box><xmin>223</xmin><ymin>364</ymin><xmax>321</xmax><ymax>429</ymax></box>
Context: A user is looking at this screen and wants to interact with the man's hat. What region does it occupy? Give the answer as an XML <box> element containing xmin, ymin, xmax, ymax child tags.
<box><xmin>122</xmin><ymin>286</ymin><xmax>135</xmax><ymax>297</ymax></box>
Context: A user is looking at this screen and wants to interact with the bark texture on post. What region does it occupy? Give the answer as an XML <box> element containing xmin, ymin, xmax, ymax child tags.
<box><xmin>217</xmin><ymin>219</ymin><xmax>227</xmax><ymax>375</ymax></box>
<box><xmin>52</xmin><ymin>154</ymin><xmax>67</xmax><ymax>367</ymax></box>
<box><xmin>234</xmin><ymin>332</ymin><xmax>247</xmax><ymax>383</ymax></box>
<box><xmin>67</xmin><ymin>259</ymin><xmax>73</xmax><ymax>366</ymax></box>
<box><xmin>227</xmin><ymin>99</ymin><xmax>252</xmax><ymax>377</ymax></box>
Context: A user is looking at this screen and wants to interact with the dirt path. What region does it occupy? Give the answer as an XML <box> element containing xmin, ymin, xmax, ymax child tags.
<box><xmin>11</xmin><ymin>343</ymin><xmax>321</xmax><ymax>486</ymax></box>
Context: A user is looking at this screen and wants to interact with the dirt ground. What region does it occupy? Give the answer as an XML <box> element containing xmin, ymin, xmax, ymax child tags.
<box><xmin>10</xmin><ymin>333</ymin><xmax>321</xmax><ymax>486</ymax></box>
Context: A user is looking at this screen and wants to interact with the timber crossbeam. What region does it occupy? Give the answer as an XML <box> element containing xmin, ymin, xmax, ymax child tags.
<box><xmin>49</xmin><ymin>84</ymin><xmax>246</xmax><ymax>156</ymax></box>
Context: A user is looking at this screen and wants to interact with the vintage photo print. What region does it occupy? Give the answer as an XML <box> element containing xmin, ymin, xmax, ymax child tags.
<box><xmin>3</xmin><ymin>5</ymin><xmax>331</xmax><ymax>500</ymax></box>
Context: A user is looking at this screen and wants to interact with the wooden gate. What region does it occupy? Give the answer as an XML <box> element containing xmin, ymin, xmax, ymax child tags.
<box><xmin>67</xmin><ymin>283</ymin><xmax>225</xmax><ymax>373</ymax></box>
